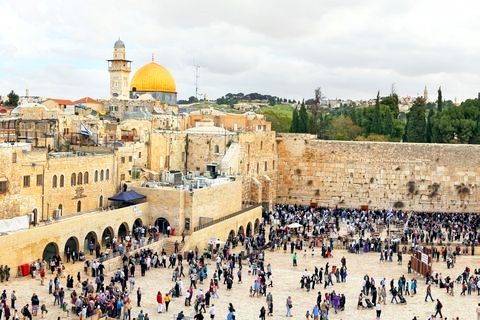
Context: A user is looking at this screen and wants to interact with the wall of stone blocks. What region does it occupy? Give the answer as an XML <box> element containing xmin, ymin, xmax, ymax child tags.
<box><xmin>276</xmin><ymin>134</ymin><xmax>480</xmax><ymax>212</ymax></box>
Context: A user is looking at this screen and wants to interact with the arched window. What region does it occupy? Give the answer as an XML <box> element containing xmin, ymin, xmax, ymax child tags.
<box><xmin>94</xmin><ymin>170</ymin><xmax>98</xmax><ymax>182</ymax></box>
<box><xmin>77</xmin><ymin>172</ymin><xmax>83</xmax><ymax>185</ymax></box>
<box><xmin>52</xmin><ymin>175</ymin><xmax>57</xmax><ymax>188</ymax></box>
<box><xmin>76</xmin><ymin>201</ymin><xmax>81</xmax><ymax>212</ymax></box>
<box><xmin>71</xmin><ymin>173</ymin><xmax>76</xmax><ymax>186</ymax></box>
<box><xmin>99</xmin><ymin>196</ymin><xmax>103</xmax><ymax>208</ymax></box>
<box><xmin>100</xmin><ymin>170</ymin><xmax>104</xmax><ymax>181</ymax></box>
<box><xmin>84</xmin><ymin>172</ymin><xmax>89</xmax><ymax>184</ymax></box>
<box><xmin>106</xmin><ymin>169</ymin><xmax>110</xmax><ymax>180</ymax></box>
<box><xmin>60</xmin><ymin>175</ymin><xmax>64</xmax><ymax>187</ymax></box>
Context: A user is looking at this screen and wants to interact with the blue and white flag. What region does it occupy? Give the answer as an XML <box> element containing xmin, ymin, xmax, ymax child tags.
<box><xmin>80</xmin><ymin>123</ymin><xmax>92</xmax><ymax>136</ymax></box>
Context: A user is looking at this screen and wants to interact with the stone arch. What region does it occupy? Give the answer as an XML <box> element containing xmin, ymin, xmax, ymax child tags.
<box><xmin>155</xmin><ymin>217</ymin><xmax>170</xmax><ymax>235</ymax></box>
<box><xmin>237</xmin><ymin>225</ymin><xmax>244</xmax><ymax>237</ymax></box>
<box><xmin>228</xmin><ymin>230</ymin><xmax>235</xmax><ymax>242</ymax></box>
<box><xmin>246</xmin><ymin>222</ymin><xmax>252</xmax><ymax>237</ymax></box>
<box><xmin>43</xmin><ymin>242</ymin><xmax>59</xmax><ymax>261</ymax></box>
<box><xmin>254</xmin><ymin>218</ymin><xmax>260</xmax><ymax>234</ymax></box>
<box><xmin>118</xmin><ymin>222</ymin><xmax>129</xmax><ymax>240</ymax></box>
<box><xmin>133</xmin><ymin>218</ymin><xmax>144</xmax><ymax>239</ymax></box>
<box><xmin>65</xmin><ymin>236</ymin><xmax>79</xmax><ymax>257</ymax></box>
<box><xmin>102</xmin><ymin>227</ymin><xmax>114</xmax><ymax>248</ymax></box>
<box><xmin>84</xmin><ymin>231</ymin><xmax>98</xmax><ymax>253</ymax></box>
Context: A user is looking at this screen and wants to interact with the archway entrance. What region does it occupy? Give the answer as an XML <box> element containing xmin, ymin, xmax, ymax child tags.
<box><xmin>65</xmin><ymin>237</ymin><xmax>79</xmax><ymax>262</ymax></box>
<box><xmin>155</xmin><ymin>217</ymin><xmax>170</xmax><ymax>235</ymax></box>
<box><xmin>254</xmin><ymin>218</ymin><xmax>260</xmax><ymax>234</ymax></box>
<box><xmin>84</xmin><ymin>231</ymin><xmax>98</xmax><ymax>254</ymax></box>
<box><xmin>118</xmin><ymin>223</ymin><xmax>129</xmax><ymax>241</ymax></box>
<box><xmin>43</xmin><ymin>242</ymin><xmax>58</xmax><ymax>261</ymax></box>
<box><xmin>246</xmin><ymin>222</ymin><xmax>252</xmax><ymax>237</ymax></box>
<box><xmin>133</xmin><ymin>218</ymin><xmax>144</xmax><ymax>239</ymax></box>
<box><xmin>237</xmin><ymin>225</ymin><xmax>244</xmax><ymax>237</ymax></box>
<box><xmin>102</xmin><ymin>227</ymin><xmax>114</xmax><ymax>248</ymax></box>
<box><xmin>228</xmin><ymin>230</ymin><xmax>235</xmax><ymax>242</ymax></box>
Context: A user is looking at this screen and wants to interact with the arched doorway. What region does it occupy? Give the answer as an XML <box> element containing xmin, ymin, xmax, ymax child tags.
<box><xmin>155</xmin><ymin>217</ymin><xmax>170</xmax><ymax>235</ymax></box>
<box><xmin>99</xmin><ymin>196</ymin><xmax>104</xmax><ymax>208</ymax></box>
<box><xmin>84</xmin><ymin>231</ymin><xmax>98</xmax><ymax>254</ymax></box>
<box><xmin>64</xmin><ymin>237</ymin><xmax>79</xmax><ymax>261</ymax></box>
<box><xmin>77</xmin><ymin>200</ymin><xmax>82</xmax><ymax>212</ymax></box>
<box><xmin>246</xmin><ymin>222</ymin><xmax>252</xmax><ymax>237</ymax></box>
<box><xmin>102</xmin><ymin>227</ymin><xmax>114</xmax><ymax>248</ymax></box>
<box><xmin>254</xmin><ymin>218</ymin><xmax>260</xmax><ymax>234</ymax></box>
<box><xmin>118</xmin><ymin>222</ymin><xmax>129</xmax><ymax>241</ymax></box>
<box><xmin>133</xmin><ymin>218</ymin><xmax>144</xmax><ymax>240</ymax></box>
<box><xmin>43</xmin><ymin>242</ymin><xmax>58</xmax><ymax>261</ymax></box>
<box><xmin>237</xmin><ymin>225</ymin><xmax>244</xmax><ymax>237</ymax></box>
<box><xmin>228</xmin><ymin>230</ymin><xmax>235</xmax><ymax>242</ymax></box>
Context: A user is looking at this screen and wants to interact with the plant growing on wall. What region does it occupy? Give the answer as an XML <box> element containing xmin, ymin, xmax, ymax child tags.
<box><xmin>406</xmin><ymin>181</ymin><xmax>417</xmax><ymax>195</ymax></box>
<box><xmin>456</xmin><ymin>183</ymin><xmax>470</xmax><ymax>199</ymax></box>
<box><xmin>428</xmin><ymin>182</ymin><xmax>440</xmax><ymax>198</ymax></box>
<box><xmin>393</xmin><ymin>201</ymin><xmax>404</xmax><ymax>208</ymax></box>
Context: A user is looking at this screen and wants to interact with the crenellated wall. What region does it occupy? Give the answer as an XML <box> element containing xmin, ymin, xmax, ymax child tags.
<box><xmin>276</xmin><ymin>134</ymin><xmax>480</xmax><ymax>212</ymax></box>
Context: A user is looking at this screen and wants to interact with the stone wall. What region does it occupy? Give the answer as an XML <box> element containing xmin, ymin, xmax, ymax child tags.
<box><xmin>277</xmin><ymin>134</ymin><xmax>480</xmax><ymax>212</ymax></box>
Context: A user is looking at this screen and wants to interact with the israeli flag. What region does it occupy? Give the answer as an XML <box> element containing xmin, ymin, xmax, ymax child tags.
<box><xmin>80</xmin><ymin>123</ymin><xmax>92</xmax><ymax>136</ymax></box>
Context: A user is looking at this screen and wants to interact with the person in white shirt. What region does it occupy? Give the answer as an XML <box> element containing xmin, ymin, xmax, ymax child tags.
<box><xmin>209</xmin><ymin>304</ymin><xmax>216</xmax><ymax>319</ymax></box>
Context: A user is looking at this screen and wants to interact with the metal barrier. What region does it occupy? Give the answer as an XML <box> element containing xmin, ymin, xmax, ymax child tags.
<box><xmin>194</xmin><ymin>204</ymin><xmax>262</xmax><ymax>232</ymax></box>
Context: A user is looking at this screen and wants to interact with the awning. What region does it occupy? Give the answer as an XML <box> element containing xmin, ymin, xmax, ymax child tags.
<box><xmin>108</xmin><ymin>190</ymin><xmax>146</xmax><ymax>203</ymax></box>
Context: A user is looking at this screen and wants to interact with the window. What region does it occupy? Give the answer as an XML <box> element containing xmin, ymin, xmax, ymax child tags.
<box><xmin>106</xmin><ymin>169</ymin><xmax>110</xmax><ymax>180</ymax></box>
<box><xmin>84</xmin><ymin>172</ymin><xmax>89</xmax><ymax>184</ymax></box>
<box><xmin>256</xmin><ymin>163</ymin><xmax>259</xmax><ymax>174</ymax></box>
<box><xmin>36</xmin><ymin>174</ymin><xmax>43</xmax><ymax>186</ymax></box>
<box><xmin>260</xmin><ymin>141</ymin><xmax>263</xmax><ymax>150</ymax></box>
<box><xmin>121</xmin><ymin>157</ymin><xmax>125</xmax><ymax>164</ymax></box>
<box><xmin>76</xmin><ymin>201</ymin><xmax>81</xmax><ymax>213</ymax></box>
<box><xmin>120</xmin><ymin>173</ymin><xmax>125</xmax><ymax>181</ymax></box>
<box><xmin>0</xmin><ymin>180</ymin><xmax>7</xmax><ymax>193</ymax></box>
<box><xmin>99</xmin><ymin>196</ymin><xmax>103</xmax><ymax>208</ymax></box>
<box><xmin>264</xmin><ymin>161</ymin><xmax>267</xmax><ymax>171</ymax></box>
<box><xmin>94</xmin><ymin>170</ymin><xmax>98</xmax><ymax>182</ymax></box>
<box><xmin>77</xmin><ymin>172</ymin><xmax>83</xmax><ymax>185</ymax></box>
<box><xmin>12</xmin><ymin>153</ymin><xmax>16</xmax><ymax>163</ymax></box>
<box><xmin>71</xmin><ymin>173</ymin><xmax>76</xmax><ymax>186</ymax></box>
<box><xmin>138</xmin><ymin>152</ymin><xmax>141</xmax><ymax>159</ymax></box>
<box><xmin>128</xmin><ymin>156</ymin><xmax>133</xmax><ymax>162</ymax></box>
<box><xmin>273</xmin><ymin>160</ymin><xmax>276</xmax><ymax>169</ymax></box>
<box><xmin>52</xmin><ymin>175</ymin><xmax>58</xmax><ymax>188</ymax></box>
<box><xmin>23</xmin><ymin>175</ymin><xmax>30</xmax><ymax>187</ymax></box>
<box><xmin>60</xmin><ymin>175</ymin><xmax>64</xmax><ymax>187</ymax></box>
<box><xmin>100</xmin><ymin>170</ymin><xmax>104</xmax><ymax>181</ymax></box>
<box><xmin>214</xmin><ymin>145</ymin><xmax>219</xmax><ymax>153</ymax></box>
<box><xmin>247</xmin><ymin>164</ymin><xmax>250</xmax><ymax>173</ymax></box>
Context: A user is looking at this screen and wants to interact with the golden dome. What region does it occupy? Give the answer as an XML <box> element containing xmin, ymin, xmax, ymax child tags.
<box><xmin>130</xmin><ymin>61</ymin><xmax>176</xmax><ymax>93</ymax></box>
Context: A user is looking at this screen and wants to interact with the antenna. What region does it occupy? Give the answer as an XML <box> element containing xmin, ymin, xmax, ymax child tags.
<box><xmin>194</xmin><ymin>63</ymin><xmax>200</xmax><ymax>101</ymax></box>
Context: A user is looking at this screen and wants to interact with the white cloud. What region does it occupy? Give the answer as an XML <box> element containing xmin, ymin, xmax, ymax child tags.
<box><xmin>1</xmin><ymin>0</ymin><xmax>480</xmax><ymax>102</ymax></box>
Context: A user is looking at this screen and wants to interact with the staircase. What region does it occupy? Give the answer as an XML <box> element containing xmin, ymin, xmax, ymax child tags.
<box><xmin>162</xmin><ymin>236</ymin><xmax>184</xmax><ymax>254</ymax></box>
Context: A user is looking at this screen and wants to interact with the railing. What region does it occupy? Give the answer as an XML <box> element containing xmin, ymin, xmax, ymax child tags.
<box><xmin>193</xmin><ymin>204</ymin><xmax>262</xmax><ymax>231</ymax></box>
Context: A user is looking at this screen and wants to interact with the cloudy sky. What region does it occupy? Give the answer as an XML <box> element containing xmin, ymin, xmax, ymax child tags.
<box><xmin>1</xmin><ymin>0</ymin><xmax>479</xmax><ymax>103</ymax></box>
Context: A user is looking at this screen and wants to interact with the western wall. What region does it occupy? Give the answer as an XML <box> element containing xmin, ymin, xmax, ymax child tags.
<box><xmin>276</xmin><ymin>133</ymin><xmax>480</xmax><ymax>212</ymax></box>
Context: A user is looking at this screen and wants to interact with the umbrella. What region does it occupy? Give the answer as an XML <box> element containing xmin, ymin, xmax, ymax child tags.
<box><xmin>287</xmin><ymin>222</ymin><xmax>303</xmax><ymax>229</ymax></box>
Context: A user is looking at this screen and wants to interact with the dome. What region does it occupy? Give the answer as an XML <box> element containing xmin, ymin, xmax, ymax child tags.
<box><xmin>114</xmin><ymin>39</ymin><xmax>125</xmax><ymax>48</ymax></box>
<box><xmin>130</xmin><ymin>62</ymin><xmax>176</xmax><ymax>93</ymax></box>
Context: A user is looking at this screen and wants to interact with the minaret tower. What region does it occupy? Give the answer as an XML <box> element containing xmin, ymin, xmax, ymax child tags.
<box><xmin>108</xmin><ymin>38</ymin><xmax>131</xmax><ymax>98</ymax></box>
<box><xmin>423</xmin><ymin>85</ymin><xmax>428</xmax><ymax>102</ymax></box>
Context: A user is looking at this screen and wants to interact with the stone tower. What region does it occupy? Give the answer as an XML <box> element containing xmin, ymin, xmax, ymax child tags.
<box><xmin>108</xmin><ymin>39</ymin><xmax>132</xmax><ymax>98</ymax></box>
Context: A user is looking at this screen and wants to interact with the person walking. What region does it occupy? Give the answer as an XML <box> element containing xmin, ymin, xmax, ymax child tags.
<box><xmin>137</xmin><ymin>287</ymin><xmax>142</xmax><ymax>307</ymax></box>
<box><xmin>164</xmin><ymin>293</ymin><xmax>171</xmax><ymax>312</ymax></box>
<box><xmin>208</xmin><ymin>304</ymin><xmax>216</xmax><ymax>319</ymax></box>
<box><xmin>434</xmin><ymin>299</ymin><xmax>443</xmax><ymax>318</ymax></box>
<box><xmin>425</xmin><ymin>284</ymin><xmax>434</xmax><ymax>302</ymax></box>
<box><xmin>156</xmin><ymin>291</ymin><xmax>163</xmax><ymax>313</ymax></box>
<box><xmin>376</xmin><ymin>303</ymin><xmax>382</xmax><ymax>319</ymax></box>
<box><xmin>286</xmin><ymin>296</ymin><xmax>293</xmax><ymax>317</ymax></box>
<box><xmin>259</xmin><ymin>306</ymin><xmax>266</xmax><ymax>320</ymax></box>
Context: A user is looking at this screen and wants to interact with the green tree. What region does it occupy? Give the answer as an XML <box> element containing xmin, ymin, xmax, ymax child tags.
<box><xmin>290</xmin><ymin>107</ymin><xmax>299</xmax><ymax>133</ymax></box>
<box><xmin>5</xmin><ymin>90</ymin><xmax>19</xmax><ymax>107</ymax></box>
<box><xmin>298</xmin><ymin>102</ymin><xmax>309</xmax><ymax>133</ymax></box>
<box><xmin>327</xmin><ymin>115</ymin><xmax>362</xmax><ymax>140</ymax></box>
<box><xmin>437</xmin><ymin>87</ymin><xmax>443</xmax><ymax>112</ymax></box>
<box><xmin>404</xmin><ymin>97</ymin><xmax>427</xmax><ymax>142</ymax></box>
